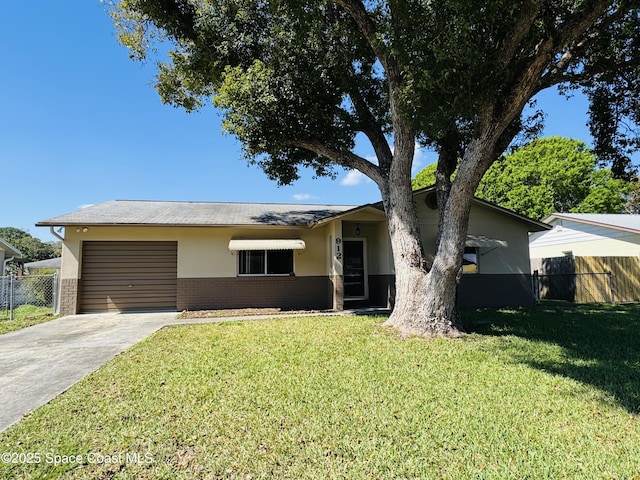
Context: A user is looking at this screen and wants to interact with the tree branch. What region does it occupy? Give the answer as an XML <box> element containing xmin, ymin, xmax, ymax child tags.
<box><xmin>331</xmin><ymin>0</ymin><xmax>390</xmax><ymax>72</ymax></box>
<box><xmin>347</xmin><ymin>87</ymin><xmax>393</xmax><ymax>172</ymax></box>
<box><xmin>498</xmin><ymin>0</ymin><xmax>543</xmax><ymax>67</ymax></box>
<box><xmin>540</xmin><ymin>5</ymin><xmax>628</xmax><ymax>89</ymax></box>
<box><xmin>490</xmin><ymin>0</ymin><xmax>615</xmax><ymax>139</ymax></box>
<box><xmin>287</xmin><ymin>138</ymin><xmax>385</xmax><ymax>187</ymax></box>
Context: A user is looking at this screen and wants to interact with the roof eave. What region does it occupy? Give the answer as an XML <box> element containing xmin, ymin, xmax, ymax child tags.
<box><xmin>0</xmin><ymin>238</ymin><xmax>22</xmax><ymax>257</ymax></box>
<box><xmin>308</xmin><ymin>203</ymin><xmax>386</xmax><ymax>228</ymax></box>
<box><xmin>543</xmin><ymin>214</ymin><xmax>640</xmax><ymax>235</ymax></box>
<box><xmin>36</xmin><ymin>222</ymin><xmax>312</xmax><ymax>229</ymax></box>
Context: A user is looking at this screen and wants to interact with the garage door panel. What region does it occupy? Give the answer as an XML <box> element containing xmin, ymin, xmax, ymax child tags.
<box><xmin>81</xmin><ymin>286</ymin><xmax>176</xmax><ymax>296</ymax></box>
<box><xmin>83</xmin><ymin>279</ymin><xmax>176</xmax><ymax>288</ymax></box>
<box><xmin>80</xmin><ymin>241</ymin><xmax>177</xmax><ymax>313</ymax></box>
<box><xmin>82</xmin><ymin>271</ymin><xmax>177</xmax><ymax>280</ymax></box>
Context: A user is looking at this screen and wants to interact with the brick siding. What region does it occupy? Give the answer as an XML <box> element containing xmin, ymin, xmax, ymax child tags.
<box><xmin>59</xmin><ymin>278</ymin><xmax>79</xmax><ymax>315</ymax></box>
<box><xmin>177</xmin><ymin>276</ymin><xmax>332</xmax><ymax>311</ymax></box>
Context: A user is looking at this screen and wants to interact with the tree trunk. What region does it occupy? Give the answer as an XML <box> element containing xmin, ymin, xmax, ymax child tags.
<box><xmin>381</xmin><ymin>141</ymin><xmax>489</xmax><ymax>338</ymax></box>
<box><xmin>379</xmin><ymin>171</ymin><xmax>468</xmax><ymax>338</ymax></box>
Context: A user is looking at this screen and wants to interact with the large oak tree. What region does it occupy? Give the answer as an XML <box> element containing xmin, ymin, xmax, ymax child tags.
<box><xmin>109</xmin><ymin>0</ymin><xmax>640</xmax><ymax>337</ymax></box>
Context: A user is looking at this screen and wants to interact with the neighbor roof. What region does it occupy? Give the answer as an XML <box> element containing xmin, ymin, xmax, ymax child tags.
<box><xmin>36</xmin><ymin>200</ymin><xmax>357</xmax><ymax>228</ymax></box>
<box><xmin>24</xmin><ymin>257</ymin><xmax>62</xmax><ymax>269</ymax></box>
<box><xmin>543</xmin><ymin>213</ymin><xmax>640</xmax><ymax>235</ymax></box>
<box><xmin>0</xmin><ymin>238</ymin><xmax>22</xmax><ymax>257</ymax></box>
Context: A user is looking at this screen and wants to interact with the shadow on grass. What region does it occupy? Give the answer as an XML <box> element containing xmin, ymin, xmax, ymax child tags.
<box><xmin>462</xmin><ymin>302</ymin><xmax>640</xmax><ymax>414</ymax></box>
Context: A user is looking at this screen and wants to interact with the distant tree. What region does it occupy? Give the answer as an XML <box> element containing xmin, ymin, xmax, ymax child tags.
<box><xmin>413</xmin><ymin>137</ymin><xmax>633</xmax><ymax>219</ymax></box>
<box><xmin>623</xmin><ymin>184</ymin><xmax>640</xmax><ymax>213</ymax></box>
<box><xmin>110</xmin><ymin>0</ymin><xmax>640</xmax><ymax>337</ymax></box>
<box><xmin>0</xmin><ymin>228</ymin><xmax>57</xmax><ymax>263</ymax></box>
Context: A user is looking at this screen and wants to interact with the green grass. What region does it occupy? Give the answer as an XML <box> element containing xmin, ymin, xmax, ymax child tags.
<box><xmin>1</xmin><ymin>304</ymin><xmax>639</xmax><ymax>479</ymax></box>
<box><xmin>0</xmin><ymin>305</ymin><xmax>58</xmax><ymax>335</ymax></box>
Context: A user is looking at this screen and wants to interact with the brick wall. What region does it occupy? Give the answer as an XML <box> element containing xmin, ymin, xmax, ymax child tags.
<box><xmin>59</xmin><ymin>278</ymin><xmax>79</xmax><ymax>315</ymax></box>
<box><xmin>330</xmin><ymin>275</ymin><xmax>343</xmax><ymax>310</ymax></box>
<box><xmin>177</xmin><ymin>276</ymin><xmax>332</xmax><ymax>311</ymax></box>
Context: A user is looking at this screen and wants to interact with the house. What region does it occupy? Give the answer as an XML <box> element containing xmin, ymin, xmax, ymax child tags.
<box><xmin>1</xmin><ymin>238</ymin><xmax>22</xmax><ymax>275</ymax></box>
<box><xmin>36</xmin><ymin>187</ymin><xmax>550</xmax><ymax>315</ymax></box>
<box><xmin>23</xmin><ymin>257</ymin><xmax>62</xmax><ymax>273</ymax></box>
<box><xmin>529</xmin><ymin>214</ymin><xmax>640</xmax><ymax>303</ymax></box>
<box><xmin>529</xmin><ymin>213</ymin><xmax>640</xmax><ymax>259</ymax></box>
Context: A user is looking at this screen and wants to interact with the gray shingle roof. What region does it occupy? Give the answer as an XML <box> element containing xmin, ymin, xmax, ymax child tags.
<box><xmin>36</xmin><ymin>200</ymin><xmax>357</xmax><ymax>227</ymax></box>
<box><xmin>24</xmin><ymin>257</ymin><xmax>62</xmax><ymax>269</ymax></box>
<box><xmin>545</xmin><ymin>213</ymin><xmax>640</xmax><ymax>233</ymax></box>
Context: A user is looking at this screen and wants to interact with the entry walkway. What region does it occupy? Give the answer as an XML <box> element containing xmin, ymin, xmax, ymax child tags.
<box><xmin>0</xmin><ymin>309</ymin><xmax>389</xmax><ymax>432</ymax></box>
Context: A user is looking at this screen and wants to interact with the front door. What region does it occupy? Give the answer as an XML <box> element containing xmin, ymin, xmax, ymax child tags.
<box><xmin>344</xmin><ymin>239</ymin><xmax>368</xmax><ymax>299</ymax></box>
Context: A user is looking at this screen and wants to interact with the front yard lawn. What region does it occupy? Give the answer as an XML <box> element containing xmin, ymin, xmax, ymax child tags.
<box><xmin>0</xmin><ymin>305</ymin><xmax>58</xmax><ymax>335</ymax></box>
<box><xmin>1</xmin><ymin>304</ymin><xmax>639</xmax><ymax>478</ymax></box>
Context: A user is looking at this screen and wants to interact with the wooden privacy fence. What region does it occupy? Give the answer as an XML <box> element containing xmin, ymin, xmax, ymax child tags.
<box><xmin>531</xmin><ymin>256</ymin><xmax>640</xmax><ymax>303</ymax></box>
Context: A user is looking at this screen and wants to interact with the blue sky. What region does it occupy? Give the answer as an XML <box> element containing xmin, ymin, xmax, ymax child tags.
<box><xmin>1</xmin><ymin>2</ymin><xmax>610</xmax><ymax>242</ymax></box>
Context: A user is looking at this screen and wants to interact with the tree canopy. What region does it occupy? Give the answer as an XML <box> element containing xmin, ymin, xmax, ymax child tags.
<box><xmin>413</xmin><ymin>137</ymin><xmax>635</xmax><ymax>219</ymax></box>
<box><xmin>0</xmin><ymin>228</ymin><xmax>60</xmax><ymax>264</ymax></box>
<box><xmin>109</xmin><ymin>0</ymin><xmax>640</xmax><ymax>336</ymax></box>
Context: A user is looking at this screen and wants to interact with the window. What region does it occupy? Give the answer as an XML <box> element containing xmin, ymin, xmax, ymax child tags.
<box><xmin>462</xmin><ymin>247</ymin><xmax>478</xmax><ymax>274</ymax></box>
<box><xmin>238</xmin><ymin>250</ymin><xmax>294</xmax><ymax>275</ymax></box>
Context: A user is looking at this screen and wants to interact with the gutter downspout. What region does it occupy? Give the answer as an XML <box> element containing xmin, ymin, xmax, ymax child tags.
<box><xmin>49</xmin><ymin>226</ymin><xmax>64</xmax><ymax>242</ymax></box>
<box><xmin>2</xmin><ymin>256</ymin><xmax>15</xmax><ymax>276</ymax></box>
<box><xmin>49</xmin><ymin>227</ymin><xmax>64</xmax><ymax>316</ymax></box>
<box><xmin>2</xmin><ymin>257</ymin><xmax>15</xmax><ymax>321</ymax></box>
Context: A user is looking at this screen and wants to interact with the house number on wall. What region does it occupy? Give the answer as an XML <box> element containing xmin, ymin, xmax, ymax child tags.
<box><xmin>335</xmin><ymin>238</ymin><xmax>342</xmax><ymax>259</ymax></box>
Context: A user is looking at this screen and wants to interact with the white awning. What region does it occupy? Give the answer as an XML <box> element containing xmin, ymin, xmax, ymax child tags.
<box><xmin>228</xmin><ymin>239</ymin><xmax>306</xmax><ymax>251</ymax></box>
<box><xmin>465</xmin><ymin>235</ymin><xmax>508</xmax><ymax>248</ymax></box>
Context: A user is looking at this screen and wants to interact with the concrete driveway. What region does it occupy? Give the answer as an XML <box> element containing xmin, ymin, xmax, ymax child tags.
<box><xmin>0</xmin><ymin>312</ymin><xmax>178</xmax><ymax>433</ymax></box>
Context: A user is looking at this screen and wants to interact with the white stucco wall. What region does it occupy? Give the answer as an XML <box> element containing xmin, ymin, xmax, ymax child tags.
<box><xmin>61</xmin><ymin>225</ymin><xmax>332</xmax><ymax>280</ymax></box>
<box><xmin>414</xmin><ymin>192</ymin><xmax>535</xmax><ymax>274</ymax></box>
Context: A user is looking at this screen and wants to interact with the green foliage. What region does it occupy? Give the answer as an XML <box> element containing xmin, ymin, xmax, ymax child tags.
<box><xmin>2</xmin><ymin>308</ymin><xmax>640</xmax><ymax>477</ymax></box>
<box><xmin>108</xmin><ymin>1</ymin><xmax>640</xmax><ymax>184</ymax></box>
<box><xmin>411</xmin><ymin>162</ymin><xmax>438</xmax><ymax>190</ymax></box>
<box><xmin>112</xmin><ymin>0</ymin><xmax>381</xmax><ymax>184</ymax></box>
<box><xmin>0</xmin><ymin>227</ymin><xmax>58</xmax><ymax>263</ymax></box>
<box><xmin>413</xmin><ymin>137</ymin><xmax>634</xmax><ymax>219</ymax></box>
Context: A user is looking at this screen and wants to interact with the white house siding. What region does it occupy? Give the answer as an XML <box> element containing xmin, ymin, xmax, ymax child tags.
<box><xmin>530</xmin><ymin>220</ymin><xmax>640</xmax><ymax>258</ymax></box>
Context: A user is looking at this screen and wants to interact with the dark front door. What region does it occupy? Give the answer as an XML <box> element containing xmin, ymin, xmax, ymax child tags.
<box><xmin>344</xmin><ymin>240</ymin><xmax>367</xmax><ymax>299</ymax></box>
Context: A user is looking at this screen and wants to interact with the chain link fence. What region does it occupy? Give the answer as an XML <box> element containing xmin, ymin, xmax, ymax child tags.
<box><xmin>0</xmin><ymin>274</ymin><xmax>58</xmax><ymax>321</ymax></box>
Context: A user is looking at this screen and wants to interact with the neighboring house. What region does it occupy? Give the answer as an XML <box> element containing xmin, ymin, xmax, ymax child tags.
<box><xmin>0</xmin><ymin>238</ymin><xmax>22</xmax><ymax>274</ymax></box>
<box><xmin>23</xmin><ymin>257</ymin><xmax>62</xmax><ymax>273</ymax></box>
<box><xmin>36</xmin><ymin>187</ymin><xmax>550</xmax><ymax>315</ymax></box>
<box><xmin>529</xmin><ymin>214</ymin><xmax>640</xmax><ymax>259</ymax></box>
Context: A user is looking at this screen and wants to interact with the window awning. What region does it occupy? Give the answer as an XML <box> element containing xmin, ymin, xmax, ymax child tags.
<box><xmin>228</xmin><ymin>239</ymin><xmax>306</xmax><ymax>251</ymax></box>
<box><xmin>465</xmin><ymin>235</ymin><xmax>508</xmax><ymax>248</ymax></box>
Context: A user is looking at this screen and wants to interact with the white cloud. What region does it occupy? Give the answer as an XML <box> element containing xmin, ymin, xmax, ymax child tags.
<box><xmin>340</xmin><ymin>170</ymin><xmax>367</xmax><ymax>186</ymax></box>
<box><xmin>412</xmin><ymin>143</ymin><xmax>428</xmax><ymax>173</ymax></box>
<box><xmin>292</xmin><ymin>193</ymin><xmax>317</xmax><ymax>201</ymax></box>
<box><xmin>340</xmin><ymin>143</ymin><xmax>430</xmax><ymax>186</ymax></box>
<box><xmin>78</xmin><ymin>204</ymin><xmax>95</xmax><ymax>209</ymax></box>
